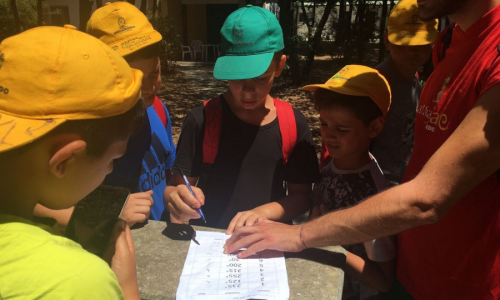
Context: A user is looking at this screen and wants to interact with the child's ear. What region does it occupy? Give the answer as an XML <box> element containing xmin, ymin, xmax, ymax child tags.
<box><xmin>369</xmin><ymin>116</ymin><xmax>385</xmax><ymax>138</ymax></box>
<box><xmin>48</xmin><ymin>140</ymin><xmax>87</xmax><ymax>178</ymax></box>
<box><xmin>274</xmin><ymin>55</ymin><xmax>287</xmax><ymax>77</ymax></box>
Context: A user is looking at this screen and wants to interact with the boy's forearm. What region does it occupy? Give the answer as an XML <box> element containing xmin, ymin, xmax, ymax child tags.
<box><xmin>259</xmin><ymin>186</ymin><xmax>311</xmax><ymax>222</ymax></box>
<box><xmin>344</xmin><ymin>251</ymin><xmax>394</xmax><ymax>292</ymax></box>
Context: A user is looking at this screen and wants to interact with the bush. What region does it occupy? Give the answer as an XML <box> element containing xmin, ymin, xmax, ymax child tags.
<box><xmin>149</xmin><ymin>14</ymin><xmax>180</xmax><ymax>74</ymax></box>
<box><xmin>0</xmin><ymin>0</ymin><xmax>38</xmax><ymax>42</ymax></box>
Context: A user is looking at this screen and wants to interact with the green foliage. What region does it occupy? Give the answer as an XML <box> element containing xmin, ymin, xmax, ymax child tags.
<box><xmin>149</xmin><ymin>14</ymin><xmax>180</xmax><ymax>74</ymax></box>
<box><xmin>0</xmin><ymin>0</ymin><xmax>38</xmax><ymax>42</ymax></box>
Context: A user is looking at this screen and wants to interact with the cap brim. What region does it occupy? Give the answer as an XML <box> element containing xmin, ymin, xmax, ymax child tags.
<box><xmin>109</xmin><ymin>30</ymin><xmax>162</xmax><ymax>57</ymax></box>
<box><xmin>302</xmin><ymin>84</ymin><xmax>370</xmax><ymax>98</ymax></box>
<box><xmin>214</xmin><ymin>52</ymin><xmax>274</xmax><ymax>80</ymax></box>
<box><xmin>0</xmin><ymin>113</ymin><xmax>65</xmax><ymax>153</ymax></box>
<box><xmin>387</xmin><ymin>29</ymin><xmax>438</xmax><ymax>46</ymax></box>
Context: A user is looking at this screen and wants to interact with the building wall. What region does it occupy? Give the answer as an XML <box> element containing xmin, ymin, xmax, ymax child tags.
<box><xmin>186</xmin><ymin>4</ymin><xmax>207</xmax><ymax>44</ymax></box>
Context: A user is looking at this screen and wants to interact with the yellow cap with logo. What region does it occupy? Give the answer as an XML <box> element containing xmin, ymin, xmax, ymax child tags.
<box><xmin>87</xmin><ymin>1</ymin><xmax>162</xmax><ymax>56</ymax></box>
<box><xmin>387</xmin><ymin>0</ymin><xmax>438</xmax><ymax>46</ymax></box>
<box><xmin>0</xmin><ymin>25</ymin><xmax>143</xmax><ymax>153</ymax></box>
<box><xmin>303</xmin><ymin>65</ymin><xmax>391</xmax><ymax>116</ymax></box>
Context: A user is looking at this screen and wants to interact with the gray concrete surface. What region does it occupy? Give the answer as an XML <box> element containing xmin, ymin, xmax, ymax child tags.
<box><xmin>132</xmin><ymin>221</ymin><xmax>346</xmax><ymax>300</ymax></box>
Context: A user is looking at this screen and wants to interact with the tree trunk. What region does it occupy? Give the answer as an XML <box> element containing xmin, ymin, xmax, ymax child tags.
<box><xmin>279</xmin><ymin>0</ymin><xmax>301</xmax><ymax>84</ymax></box>
<box><xmin>96</xmin><ymin>0</ymin><xmax>103</xmax><ymax>8</ymax></box>
<box><xmin>140</xmin><ymin>0</ymin><xmax>147</xmax><ymax>14</ymax></box>
<box><xmin>335</xmin><ymin>0</ymin><xmax>346</xmax><ymax>46</ymax></box>
<box><xmin>127</xmin><ymin>0</ymin><xmax>136</xmax><ymax>4</ymax></box>
<box><xmin>378</xmin><ymin>0</ymin><xmax>388</xmax><ymax>63</ymax></box>
<box><xmin>301</xmin><ymin>0</ymin><xmax>335</xmax><ymax>80</ymax></box>
<box><xmin>355</xmin><ymin>0</ymin><xmax>366</xmax><ymax>63</ymax></box>
<box><xmin>152</xmin><ymin>0</ymin><xmax>158</xmax><ymax>18</ymax></box>
<box><xmin>79</xmin><ymin>0</ymin><xmax>94</xmax><ymax>31</ymax></box>
<box><xmin>11</xmin><ymin>0</ymin><xmax>22</xmax><ymax>33</ymax></box>
<box><xmin>390</xmin><ymin>0</ymin><xmax>395</xmax><ymax>12</ymax></box>
<box><xmin>37</xmin><ymin>0</ymin><xmax>44</xmax><ymax>26</ymax></box>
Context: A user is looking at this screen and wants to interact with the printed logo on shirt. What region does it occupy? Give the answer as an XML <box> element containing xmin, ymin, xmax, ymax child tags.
<box><xmin>417</xmin><ymin>73</ymin><xmax>453</xmax><ymax>133</ymax></box>
<box><xmin>139</xmin><ymin>132</ymin><xmax>168</xmax><ymax>191</ymax></box>
<box><xmin>433</xmin><ymin>73</ymin><xmax>452</xmax><ymax>103</ymax></box>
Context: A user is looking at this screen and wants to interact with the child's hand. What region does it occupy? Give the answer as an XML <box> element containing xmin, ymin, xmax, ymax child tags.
<box><xmin>307</xmin><ymin>206</ymin><xmax>321</xmax><ymax>221</ymax></box>
<box><xmin>167</xmin><ymin>185</ymin><xmax>205</xmax><ymax>223</ymax></box>
<box><xmin>119</xmin><ymin>191</ymin><xmax>154</xmax><ymax>227</ymax></box>
<box><xmin>105</xmin><ymin>219</ymin><xmax>140</xmax><ymax>300</ymax></box>
<box><xmin>226</xmin><ymin>209</ymin><xmax>267</xmax><ymax>235</ymax></box>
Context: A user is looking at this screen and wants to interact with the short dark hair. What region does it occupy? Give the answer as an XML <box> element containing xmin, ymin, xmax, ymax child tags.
<box><xmin>123</xmin><ymin>42</ymin><xmax>161</xmax><ymax>63</ymax></box>
<box><xmin>273</xmin><ymin>51</ymin><xmax>283</xmax><ymax>64</ymax></box>
<box><xmin>313</xmin><ymin>89</ymin><xmax>382</xmax><ymax>125</ymax></box>
<box><xmin>0</xmin><ymin>100</ymin><xmax>145</xmax><ymax>159</ymax></box>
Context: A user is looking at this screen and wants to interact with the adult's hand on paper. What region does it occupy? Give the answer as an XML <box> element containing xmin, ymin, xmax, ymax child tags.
<box><xmin>224</xmin><ymin>220</ymin><xmax>305</xmax><ymax>258</ymax></box>
<box><xmin>226</xmin><ymin>209</ymin><xmax>268</xmax><ymax>235</ymax></box>
<box><xmin>120</xmin><ymin>191</ymin><xmax>154</xmax><ymax>227</ymax></box>
<box><xmin>168</xmin><ymin>185</ymin><xmax>205</xmax><ymax>223</ymax></box>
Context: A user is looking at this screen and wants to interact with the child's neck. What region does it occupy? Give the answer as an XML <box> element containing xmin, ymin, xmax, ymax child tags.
<box><xmin>223</xmin><ymin>91</ymin><xmax>277</xmax><ymax>126</ymax></box>
<box><xmin>333</xmin><ymin>151</ymin><xmax>372</xmax><ymax>171</ymax></box>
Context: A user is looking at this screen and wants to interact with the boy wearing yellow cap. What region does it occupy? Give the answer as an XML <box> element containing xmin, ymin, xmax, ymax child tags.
<box><xmin>86</xmin><ymin>2</ymin><xmax>176</xmax><ymax>225</ymax></box>
<box><xmin>165</xmin><ymin>5</ymin><xmax>320</xmax><ymax>230</ymax></box>
<box><xmin>370</xmin><ymin>0</ymin><xmax>438</xmax><ymax>186</ymax></box>
<box><xmin>304</xmin><ymin>65</ymin><xmax>395</xmax><ymax>299</ymax></box>
<box><xmin>0</xmin><ymin>26</ymin><xmax>143</xmax><ymax>299</ymax></box>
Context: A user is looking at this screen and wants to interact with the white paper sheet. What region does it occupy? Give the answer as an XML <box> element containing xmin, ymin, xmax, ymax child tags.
<box><xmin>176</xmin><ymin>231</ymin><xmax>290</xmax><ymax>300</ymax></box>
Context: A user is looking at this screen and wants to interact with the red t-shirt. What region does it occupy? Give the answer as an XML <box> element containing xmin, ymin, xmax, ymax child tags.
<box><xmin>398</xmin><ymin>5</ymin><xmax>500</xmax><ymax>299</ymax></box>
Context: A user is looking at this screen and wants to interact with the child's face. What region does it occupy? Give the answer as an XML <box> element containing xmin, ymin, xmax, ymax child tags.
<box><xmin>129</xmin><ymin>56</ymin><xmax>161</xmax><ymax>107</ymax></box>
<box><xmin>386</xmin><ymin>38</ymin><xmax>432</xmax><ymax>74</ymax></box>
<box><xmin>226</xmin><ymin>55</ymin><xmax>285</xmax><ymax>110</ymax></box>
<box><xmin>40</xmin><ymin>138</ymin><xmax>129</xmax><ymax>209</ymax></box>
<box><xmin>320</xmin><ymin>107</ymin><xmax>375</xmax><ymax>162</ymax></box>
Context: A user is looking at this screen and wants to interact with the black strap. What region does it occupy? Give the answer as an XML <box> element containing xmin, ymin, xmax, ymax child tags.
<box><xmin>439</xmin><ymin>24</ymin><xmax>454</xmax><ymax>62</ymax></box>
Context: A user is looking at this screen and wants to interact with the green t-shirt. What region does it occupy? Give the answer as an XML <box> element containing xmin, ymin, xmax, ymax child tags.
<box><xmin>0</xmin><ymin>214</ymin><xmax>124</xmax><ymax>299</ymax></box>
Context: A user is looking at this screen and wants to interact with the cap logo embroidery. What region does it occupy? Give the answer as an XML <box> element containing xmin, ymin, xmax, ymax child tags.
<box><xmin>233</xmin><ymin>28</ymin><xmax>252</xmax><ymax>47</ymax></box>
<box><xmin>0</xmin><ymin>52</ymin><xmax>4</xmax><ymax>70</ymax></box>
<box><xmin>114</xmin><ymin>16</ymin><xmax>136</xmax><ymax>35</ymax></box>
<box><xmin>405</xmin><ymin>14</ymin><xmax>423</xmax><ymax>25</ymax></box>
<box><xmin>332</xmin><ymin>66</ymin><xmax>350</xmax><ymax>81</ymax></box>
<box><xmin>118</xmin><ymin>16</ymin><xmax>126</xmax><ymax>30</ymax></box>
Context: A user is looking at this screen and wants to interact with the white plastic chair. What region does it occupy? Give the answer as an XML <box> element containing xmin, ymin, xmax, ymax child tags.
<box><xmin>180</xmin><ymin>43</ymin><xmax>192</xmax><ymax>61</ymax></box>
<box><xmin>191</xmin><ymin>40</ymin><xmax>203</xmax><ymax>61</ymax></box>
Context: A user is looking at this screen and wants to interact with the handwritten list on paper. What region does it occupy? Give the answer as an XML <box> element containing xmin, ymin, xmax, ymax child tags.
<box><xmin>176</xmin><ymin>231</ymin><xmax>290</xmax><ymax>300</ymax></box>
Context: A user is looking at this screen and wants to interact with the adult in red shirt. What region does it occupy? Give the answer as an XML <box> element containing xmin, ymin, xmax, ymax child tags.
<box><xmin>225</xmin><ymin>0</ymin><xmax>500</xmax><ymax>299</ymax></box>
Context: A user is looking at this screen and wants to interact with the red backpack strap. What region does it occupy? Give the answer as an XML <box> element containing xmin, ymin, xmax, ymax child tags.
<box><xmin>152</xmin><ymin>96</ymin><xmax>167</xmax><ymax>127</ymax></box>
<box><xmin>274</xmin><ymin>98</ymin><xmax>297</xmax><ymax>165</ymax></box>
<box><xmin>202</xmin><ymin>96</ymin><xmax>222</xmax><ymax>164</ymax></box>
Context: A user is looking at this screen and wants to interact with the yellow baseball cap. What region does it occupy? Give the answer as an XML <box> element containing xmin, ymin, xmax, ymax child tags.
<box><xmin>0</xmin><ymin>25</ymin><xmax>143</xmax><ymax>153</ymax></box>
<box><xmin>87</xmin><ymin>2</ymin><xmax>162</xmax><ymax>56</ymax></box>
<box><xmin>303</xmin><ymin>65</ymin><xmax>391</xmax><ymax>115</ymax></box>
<box><xmin>387</xmin><ymin>0</ymin><xmax>438</xmax><ymax>46</ymax></box>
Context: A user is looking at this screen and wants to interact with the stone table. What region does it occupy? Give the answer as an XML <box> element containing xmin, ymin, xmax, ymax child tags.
<box><xmin>131</xmin><ymin>220</ymin><xmax>346</xmax><ymax>300</ymax></box>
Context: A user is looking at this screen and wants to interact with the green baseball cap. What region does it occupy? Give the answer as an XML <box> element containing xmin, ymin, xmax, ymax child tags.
<box><xmin>213</xmin><ymin>5</ymin><xmax>284</xmax><ymax>80</ymax></box>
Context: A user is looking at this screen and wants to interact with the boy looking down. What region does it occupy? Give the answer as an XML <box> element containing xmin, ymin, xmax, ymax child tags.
<box><xmin>0</xmin><ymin>25</ymin><xmax>143</xmax><ymax>299</ymax></box>
<box><xmin>165</xmin><ymin>5</ymin><xmax>320</xmax><ymax>229</ymax></box>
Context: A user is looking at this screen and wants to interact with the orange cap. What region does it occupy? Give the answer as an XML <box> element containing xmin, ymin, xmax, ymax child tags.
<box><xmin>387</xmin><ymin>0</ymin><xmax>438</xmax><ymax>46</ymax></box>
<box><xmin>303</xmin><ymin>65</ymin><xmax>391</xmax><ymax>115</ymax></box>
<box><xmin>87</xmin><ymin>2</ymin><xmax>162</xmax><ymax>56</ymax></box>
<box><xmin>0</xmin><ymin>25</ymin><xmax>142</xmax><ymax>153</ymax></box>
